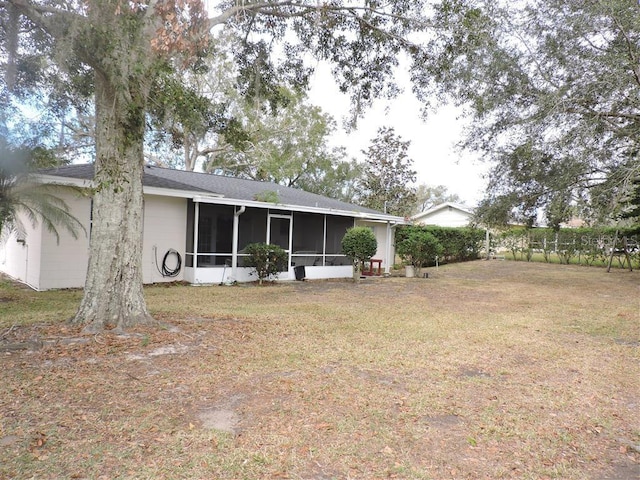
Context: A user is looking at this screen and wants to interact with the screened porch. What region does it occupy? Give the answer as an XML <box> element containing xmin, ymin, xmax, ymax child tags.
<box><xmin>183</xmin><ymin>201</ymin><xmax>359</xmax><ymax>283</ymax></box>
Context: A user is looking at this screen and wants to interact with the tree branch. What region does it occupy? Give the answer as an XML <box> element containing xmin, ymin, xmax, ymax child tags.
<box><xmin>566</xmin><ymin>106</ymin><xmax>640</xmax><ymax>122</ymax></box>
<box><xmin>198</xmin><ymin>145</ymin><xmax>232</xmax><ymax>157</ymax></box>
<box><xmin>6</xmin><ymin>0</ymin><xmax>85</xmax><ymax>38</ymax></box>
<box><xmin>210</xmin><ymin>1</ymin><xmax>428</xmax><ymax>40</ymax></box>
<box><xmin>601</xmin><ymin>0</ymin><xmax>640</xmax><ymax>88</ymax></box>
<box><xmin>209</xmin><ymin>1</ymin><xmax>296</xmax><ymax>27</ymax></box>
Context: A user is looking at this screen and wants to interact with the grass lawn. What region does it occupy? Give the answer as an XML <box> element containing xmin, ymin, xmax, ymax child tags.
<box><xmin>1</xmin><ymin>261</ymin><xmax>638</xmax><ymax>479</ymax></box>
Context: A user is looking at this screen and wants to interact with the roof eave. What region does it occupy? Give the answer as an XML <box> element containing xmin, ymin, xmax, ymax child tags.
<box><xmin>192</xmin><ymin>195</ymin><xmax>406</xmax><ymax>223</ymax></box>
<box><xmin>143</xmin><ymin>186</ymin><xmax>223</xmax><ymax>199</ymax></box>
<box><xmin>412</xmin><ymin>202</ymin><xmax>475</xmax><ymax>221</ymax></box>
<box><xmin>33</xmin><ymin>174</ymin><xmax>93</xmax><ymax>188</ymax></box>
<box><xmin>32</xmin><ymin>175</ymin><xmax>224</xmax><ymax>200</ymax></box>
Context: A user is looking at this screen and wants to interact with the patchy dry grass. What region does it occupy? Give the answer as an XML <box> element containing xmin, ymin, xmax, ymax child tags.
<box><xmin>1</xmin><ymin>261</ymin><xmax>639</xmax><ymax>479</ymax></box>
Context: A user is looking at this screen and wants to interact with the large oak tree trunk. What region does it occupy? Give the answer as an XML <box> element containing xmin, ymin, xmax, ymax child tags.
<box><xmin>72</xmin><ymin>72</ymin><xmax>154</xmax><ymax>333</ymax></box>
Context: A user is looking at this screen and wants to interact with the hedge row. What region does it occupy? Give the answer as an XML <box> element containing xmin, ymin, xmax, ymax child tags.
<box><xmin>396</xmin><ymin>225</ymin><xmax>486</xmax><ymax>266</ymax></box>
<box><xmin>495</xmin><ymin>227</ymin><xmax>640</xmax><ymax>267</ymax></box>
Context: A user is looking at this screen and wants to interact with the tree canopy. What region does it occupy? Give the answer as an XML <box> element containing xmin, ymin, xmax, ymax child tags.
<box><xmin>413</xmin><ymin>184</ymin><xmax>462</xmax><ymax>214</ymax></box>
<box><xmin>620</xmin><ymin>174</ymin><xmax>640</xmax><ymax>227</ymax></box>
<box><xmin>421</xmin><ymin>0</ymin><xmax>640</xmax><ymax>227</ymax></box>
<box><xmin>357</xmin><ymin>126</ymin><xmax>417</xmax><ymax>217</ymax></box>
<box><xmin>144</xmin><ymin>37</ymin><xmax>362</xmax><ymax>201</ymax></box>
<box><xmin>203</xmin><ymin>88</ymin><xmax>360</xmax><ymax>200</ymax></box>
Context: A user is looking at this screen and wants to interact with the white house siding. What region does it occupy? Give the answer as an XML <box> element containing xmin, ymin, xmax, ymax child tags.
<box><xmin>298</xmin><ymin>265</ymin><xmax>353</xmax><ymax>281</ymax></box>
<box><xmin>2</xmin><ymin>190</ymin><xmax>187</xmax><ymax>290</ymax></box>
<box><xmin>186</xmin><ymin>265</ymin><xmax>252</xmax><ymax>285</ymax></box>
<box><xmin>0</xmin><ymin>217</ymin><xmax>41</xmax><ymax>289</ymax></box>
<box><xmin>185</xmin><ymin>264</ymin><xmax>355</xmax><ymax>285</ymax></box>
<box><xmin>38</xmin><ymin>188</ymin><xmax>91</xmax><ymax>290</ymax></box>
<box><xmin>26</xmin><ymin>193</ymin><xmax>187</xmax><ymax>290</ymax></box>
<box><xmin>141</xmin><ymin>195</ymin><xmax>187</xmax><ymax>284</ymax></box>
<box><xmin>416</xmin><ymin>208</ymin><xmax>472</xmax><ymax>227</ymax></box>
<box><xmin>355</xmin><ymin>220</ymin><xmax>394</xmax><ymax>269</ymax></box>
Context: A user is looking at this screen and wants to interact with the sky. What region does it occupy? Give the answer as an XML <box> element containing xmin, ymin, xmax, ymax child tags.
<box><xmin>307</xmin><ymin>63</ymin><xmax>491</xmax><ymax>208</ymax></box>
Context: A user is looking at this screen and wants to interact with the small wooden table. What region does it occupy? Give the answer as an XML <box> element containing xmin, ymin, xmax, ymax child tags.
<box><xmin>361</xmin><ymin>258</ymin><xmax>382</xmax><ymax>276</ymax></box>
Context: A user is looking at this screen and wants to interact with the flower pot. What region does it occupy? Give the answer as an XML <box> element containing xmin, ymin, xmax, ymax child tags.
<box><xmin>405</xmin><ymin>265</ymin><xmax>415</xmax><ymax>278</ymax></box>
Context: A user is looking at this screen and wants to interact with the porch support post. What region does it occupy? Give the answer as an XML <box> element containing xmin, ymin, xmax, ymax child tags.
<box><xmin>385</xmin><ymin>221</ymin><xmax>393</xmax><ymax>275</ymax></box>
<box><xmin>232</xmin><ymin>205</ymin><xmax>246</xmax><ymax>280</ymax></box>
<box><xmin>485</xmin><ymin>227</ymin><xmax>490</xmax><ymax>260</ymax></box>
<box><xmin>193</xmin><ymin>201</ymin><xmax>200</xmax><ymax>276</ymax></box>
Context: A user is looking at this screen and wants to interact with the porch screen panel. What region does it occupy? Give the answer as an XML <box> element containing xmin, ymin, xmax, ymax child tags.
<box><xmin>325</xmin><ymin>216</ymin><xmax>354</xmax><ymax>266</ymax></box>
<box><xmin>185</xmin><ymin>199</ymin><xmax>195</xmax><ymax>267</ymax></box>
<box><xmin>292</xmin><ymin>213</ymin><xmax>324</xmax><ymax>266</ymax></box>
<box><xmin>197</xmin><ymin>204</ymin><xmax>234</xmax><ymax>266</ymax></box>
<box><xmin>238</xmin><ymin>208</ymin><xmax>267</xmax><ymax>251</ymax></box>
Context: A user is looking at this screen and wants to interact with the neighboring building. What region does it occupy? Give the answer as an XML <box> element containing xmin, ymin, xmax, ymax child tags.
<box><xmin>559</xmin><ymin>217</ymin><xmax>587</xmax><ymax>228</ymax></box>
<box><xmin>412</xmin><ymin>202</ymin><xmax>475</xmax><ymax>227</ymax></box>
<box><xmin>0</xmin><ymin>164</ymin><xmax>405</xmax><ymax>290</ymax></box>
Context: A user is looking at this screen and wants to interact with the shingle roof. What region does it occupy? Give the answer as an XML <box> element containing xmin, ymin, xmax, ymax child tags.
<box><xmin>39</xmin><ymin>163</ymin><xmax>388</xmax><ymax>216</ymax></box>
<box><xmin>39</xmin><ymin>163</ymin><xmax>212</xmax><ymax>193</ymax></box>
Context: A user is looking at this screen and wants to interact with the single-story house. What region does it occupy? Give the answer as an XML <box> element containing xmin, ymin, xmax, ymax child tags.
<box><xmin>1</xmin><ymin>164</ymin><xmax>405</xmax><ymax>290</ymax></box>
<box><xmin>411</xmin><ymin>202</ymin><xmax>475</xmax><ymax>227</ymax></box>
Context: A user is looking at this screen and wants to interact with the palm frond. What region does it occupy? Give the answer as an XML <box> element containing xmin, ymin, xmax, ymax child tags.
<box><xmin>1</xmin><ymin>140</ymin><xmax>85</xmax><ymax>244</ymax></box>
<box><xmin>14</xmin><ymin>185</ymin><xmax>87</xmax><ymax>243</ymax></box>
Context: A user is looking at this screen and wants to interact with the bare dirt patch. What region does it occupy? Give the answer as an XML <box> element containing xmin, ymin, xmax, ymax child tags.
<box><xmin>1</xmin><ymin>261</ymin><xmax>639</xmax><ymax>479</ymax></box>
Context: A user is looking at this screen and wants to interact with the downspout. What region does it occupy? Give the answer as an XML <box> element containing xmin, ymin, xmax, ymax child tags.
<box><xmin>24</xmin><ymin>242</ymin><xmax>29</xmax><ymax>287</ymax></box>
<box><xmin>21</xmin><ymin>242</ymin><xmax>37</xmax><ymax>291</ymax></box>
<box><xmin>232</xmin><ymin>205</ymin><xmax>246</xmax><ymax>280</ymax></box>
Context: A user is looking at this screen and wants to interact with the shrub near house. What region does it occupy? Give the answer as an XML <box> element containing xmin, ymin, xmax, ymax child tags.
<box><xmin>244</xmin><ymin>243</ymin><xmax>288</xmax><ymax>284</ymax></box>
<box><xmin>341</xmin><ymin>226</ymin><xmax>378</xmax><ymax>281</ymax></box>
<box><xmin>396</xmin><ymin>225</ymin><xmax>485</xmax><ymax>265</ymax></box>
<box><xmin>396</xmin><ymin>229</ymin><xmax>443</xmax><ymax>276</ymax></box>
